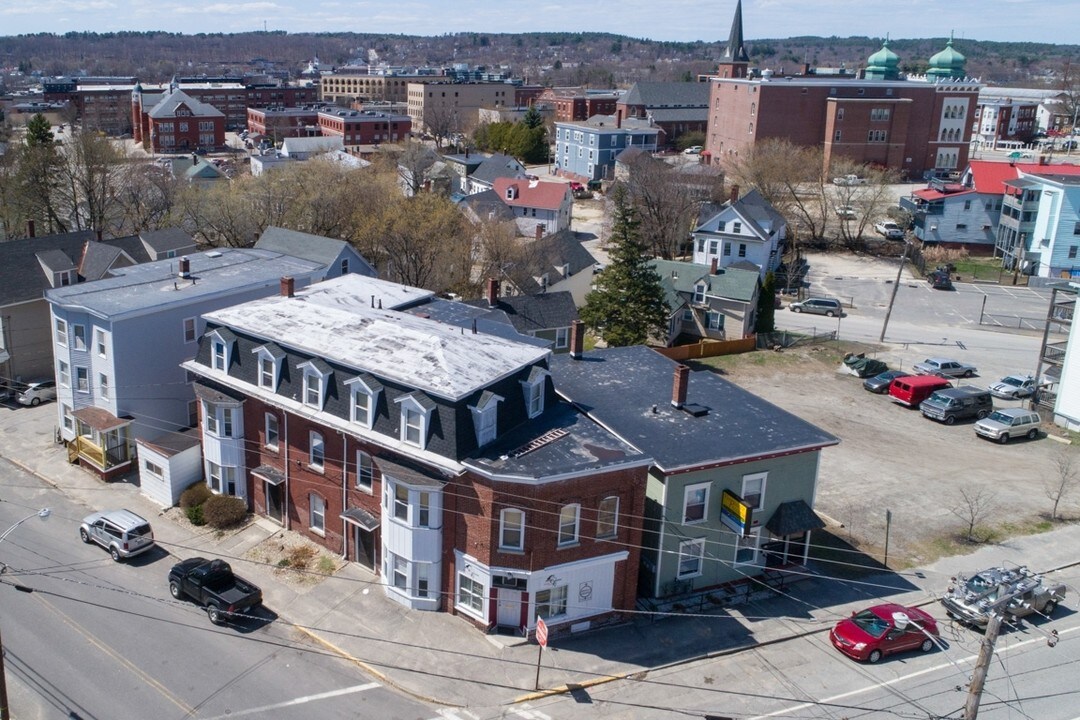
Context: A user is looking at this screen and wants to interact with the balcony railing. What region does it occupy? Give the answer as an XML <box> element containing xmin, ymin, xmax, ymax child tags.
<box><xmin>1043</xmin><ymin>342</ymin><xmax>1068</xmax><ymax>364</ymax></box>
<box><xmin>69</xmin><ymin>436</ymin><xmax>131</xmax><ymax>470</ymax></box>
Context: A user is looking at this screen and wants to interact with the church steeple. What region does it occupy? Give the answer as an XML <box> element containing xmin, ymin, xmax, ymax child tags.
<box><xmin>717</xmin><ymin>0</ymin><xmax>750</xmax><ymax>79</ymax></box>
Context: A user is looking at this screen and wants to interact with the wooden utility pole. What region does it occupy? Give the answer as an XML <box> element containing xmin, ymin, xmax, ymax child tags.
<box><xmin>963</xmin><ymin>611</ymin><xmax>1002</xmax><ymax>720</ymax></box>
<box><xmin>879</xmin><ymin>238</ymin><xmax>911</xmax><ymax>342</ymax></box>
<box><xmin>0</xmin><ymin>624</ymin><xmax>10</xmax><ymax>720</ymax></box>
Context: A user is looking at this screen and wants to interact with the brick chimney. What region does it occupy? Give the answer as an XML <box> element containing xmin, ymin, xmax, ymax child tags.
<box><xmin>280</xmin><ymin>276</ymin><xmax>295</xmax><ymax>297</ymax></box>
<box><xmin>672</xmin><ymin>364</ymin><xmax>690</xmax><ymax>408</ymax></box>
<box><xmin>730</xmin><ymin>184</ymin><xmax>740</xmax><ymax>205</ymax></box>
<box><xmin>569</xmin><ymin>319</ymin><xmax>584</xmax><ymax>359</ymax></box>
<box><xmin>27</xmin><ymin>219</ymin><xmax>35</xmax><ymax>238</ymax></box>
<box><xmin>710</xmin><ymin>257</ymin><xmax>718</xmax><ymax>274</ymax></box>
<box><xmin>486</xmin><ymin>277</ymin><xmax>499</xmax><ymax>307</ymax></box>
<box><xmin>178</xmin><ymin>257</ymin><xmax>191</xmax><ymax>279</ymax></box>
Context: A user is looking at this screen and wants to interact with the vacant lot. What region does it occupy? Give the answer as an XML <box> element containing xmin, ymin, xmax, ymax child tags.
<box><xmin>694</xmin><ymin>341</ymin><xmax>1076</xmax><ymax>568</ymax></box>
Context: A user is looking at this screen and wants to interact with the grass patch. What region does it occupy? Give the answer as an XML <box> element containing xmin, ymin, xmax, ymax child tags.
<box><xmin>908</xmin><ymin>515</ymin><xmax>1066</xmax><ymax>567</ymax></box>
<box><xmin>692</xmin><ymin>340</ymin><xmax>881</xmax><ymax>376</ymax></box>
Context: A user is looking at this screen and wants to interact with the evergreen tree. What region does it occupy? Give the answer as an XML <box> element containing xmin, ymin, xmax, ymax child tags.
<box><xmin>580</xmin><ymin>187</ymin><xmax>669</xmax><ymax>346</ymax></box>
<box><xmin>522</xmin><ymin>105</ymin><xmax>544</xmax><ymax>129</ymax></box>
<box><xmin>755</xmin><ymin>271</ymin><xmax>776</xmax><ymax>333</ymax></box>
<box><xmin>25</xmin><ymin>113</ymin><xmax>54</xmax><ymax>147</ymax></box>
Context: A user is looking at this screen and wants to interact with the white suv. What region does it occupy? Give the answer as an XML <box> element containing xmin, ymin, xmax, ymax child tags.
<box><xmin>974</xmin><ymin>408</ymin><xmax>1041</xmax><ymax>444</ymax></box>
<box><xmin>80</xmin><ymin>510</ymin><xmax>156</xmax><ymax>561</ymax></box>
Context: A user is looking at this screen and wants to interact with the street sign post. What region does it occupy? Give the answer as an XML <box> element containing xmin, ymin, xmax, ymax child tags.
<box><xmin>534</xmin><ymin>617</ymin><xmax>548</xmax><ymax>690</ymax></box>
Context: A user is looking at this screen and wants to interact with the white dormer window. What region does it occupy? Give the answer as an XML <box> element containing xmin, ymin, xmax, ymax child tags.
<box><xmin>345</xmin><ymin>374</ymin><xmax>384</xmax><ymax>429</ymax></box>
<box><xmin>521</xmin><ymin>367</ymin><xmax>548</xmax><ymax>419</ymax></box>
<box><xmin>395</xmin><ymin>392</ymin><xmax>434</xmax><ymax>449</ymax></box>
<box><xmin>298</xmin><ymin>359</ymin><xmax>333</xmax><ymax>410</ymax></box>
<box><xmin>469</xmin><ymin>392</ymin><xmax>503</xmax><ymax>446</ymax></box>
<box><xmin>252</xmin><ymin>343</ymin><xmax>285</xmax><ymax>391</ymax></box>
<box><xmin>693</xmin><ymin>283</ymin><xmax>707</xmax><ymax>304</ymax></box>
<box><xmin>208</xmin><ymin>329</ymin><xmax>234</xmax><ymax>372</ymax></box>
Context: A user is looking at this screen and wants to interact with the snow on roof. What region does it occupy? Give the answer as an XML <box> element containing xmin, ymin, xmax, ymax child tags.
<box><xmin>203</xmin><ymin>274</ymin><xmax>549</xmax><ymax>400</ymax></box>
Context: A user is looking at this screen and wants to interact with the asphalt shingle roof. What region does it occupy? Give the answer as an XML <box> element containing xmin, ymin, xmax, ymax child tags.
<box><xmin>551</xmin><ymin>345</ymin><xmax>838</xmax><ymax>472</ymax></box>
<box><xmin>470</xmin><ymin>153</ymin><xmax>526</xmax><ymax>186</ymax></box>
<box><xmin>147</xmin><ymin>89</ymin><xmax>223</xmax><ymax>119</ymax></box>
<box><xmin>649</xmin><ymin>259</ymin><xmax>759</xmax><ymax>304</ymax></box>
<box><xmin>255</xmin><ymin>226</ymin><xmax>350</xmax><ymax>267</ymax></box>
<box><xmin>0</xmin><ymin>231</ymin><xmax>94</xmax><ymax>306</ymax></box>
<box><xmin>620</xmin><ymin>81</ymin><xmax>710</xmax><ymax>108</ymax></box>
<box><xmin>464</xmin><ymin>291</ymin><xmax>579</xmax><ymax>334</ymax></box>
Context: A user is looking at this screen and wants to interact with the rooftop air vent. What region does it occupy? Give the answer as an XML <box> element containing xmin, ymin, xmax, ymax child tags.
<box><xmin>682</xmin><ymin>403</ymin><xmax>709</xmax><ymax>417</ymax></box>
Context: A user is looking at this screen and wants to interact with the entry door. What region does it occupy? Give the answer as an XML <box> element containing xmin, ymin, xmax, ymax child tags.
<box><xmin>354</xmin><ymin>527</ymin><xmax>376</xmax><ymax>572</ymax></box>
<box><xmin>266</xmin><ymin>481</ymin><xmax>283</xmax><ymax>524</ymax></box>
<box><xmin>497</xmin><ymin>589</ymin><xmax>523</xmax><ymax>629</ymax></box>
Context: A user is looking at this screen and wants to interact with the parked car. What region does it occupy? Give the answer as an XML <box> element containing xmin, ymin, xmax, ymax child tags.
<box><xmin>683</xmin><ymin>145</ymin><xmax>703</xmax><ymax>155</ymax></box>
<box><xmin>941</xmin><ymin>565</ymin><xmax>1064</xmax><ymax>629</ymax></box>
<box><xmin>913</xmin><ymin>357</ymin><xmax>977</xmax><ymax>378</ymax></box>
<box><xmin>873</xmin><ymin>220</ymin><xmax>904</xmax><ymax>240</ymax></box>
<box><xmin>788</xmin><ymin>297</ymin><xmax>842</xmax><ymax>317</ymax></box>
<box><xmin>889</xmin><ymin>374</ymin><xmax>951</xmax><ymax>407</ymax></box>
<box><xmin>16</xmin><ymin>379</ymin><xmax>56</xmax><ymax>406</ymax></box>
<box><xmin>829</xmin><ymin>603</ymin><xmax>939</xmax><ymax>663</ymax></box>
<box><xmin>928</xmin><ymin>270</ymin><xmax>953</xmax><ymax>290</ymax></box>
<box><xmin>974</xmin><ymin>408</ymin><xmax>1042</xmax><ymax>443</ymax></box>
<box><xmin>79</xmin><ymin>510</ymin><xmax>155</xmax><ymax>562</ymax></box>
<box><xmin>988</xmin><ymin>374</ymin><xmax>1036</xmax><ymax>399</ymax></box>
<box><xmin>169</xmin><ymin>557</ymin><xmax>263</xmax><ymax>625</ymax></box>
<box><xmin>920</xmin><ymin>386</ymin><xmax>992</xmax><ymax>425</ymax></box>
<box><xmin>835</xmin><ymin>205</ymin><xmax>857</xmax><ymax>220</ymax></box>
<box><xmin>833</xmin><ymin>174</ymin><xmax>867</xmax><ymax>186</ymax></box>
<box><xmin>863</xmin><ymin>370</ymin><xmax>910</xmax><ymax>394</ymax></box>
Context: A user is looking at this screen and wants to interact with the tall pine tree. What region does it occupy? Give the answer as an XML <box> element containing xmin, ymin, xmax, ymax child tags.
<box><xmin>580</xmin><ymin>186</ymin><xmax>669</xmax><ymax>346</ymax></box>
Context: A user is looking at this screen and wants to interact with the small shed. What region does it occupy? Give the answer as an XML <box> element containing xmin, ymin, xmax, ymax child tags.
<box><xmin>136</xmin><ymin>429</ymin><xmax>203</xmax><ymax>507</ymax></box>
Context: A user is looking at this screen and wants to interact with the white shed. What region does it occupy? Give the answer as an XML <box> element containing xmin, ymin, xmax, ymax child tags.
<box><xmin>136</xmin><ymin>430</ymin><xmax>203</xmax><ymax>507</ymax></box>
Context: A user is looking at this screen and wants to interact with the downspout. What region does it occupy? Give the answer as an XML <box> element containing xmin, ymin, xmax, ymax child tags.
<box><xmin>341</xmin><ymin>432</ymin><xmax>348</xmax><ymax>560</ymax></box>
<box><xmin>654</xmin><ymin>476</ymin><xmax>666</xmax><ymax>599</ymax></box>
<box><xmin>283</xmin><ymin>411</ymin><xmax>291</xmax><ymax>530</ymax></box>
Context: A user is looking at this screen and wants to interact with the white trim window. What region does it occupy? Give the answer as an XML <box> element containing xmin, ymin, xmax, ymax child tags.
<box><xmin>535</xmin><ymin>585</ymin><xmax>568</xmax><ymax>618</ymax></box>
<box><xmin>75</xmin><ymin>367</ymin><xmax>89</xmax><ymax>393</ymax></box>
<box><xmin>55</xmin><ymin>318</ymin><xmax>68</xmax><ymax>347</ymax></box>
<box><xmin>500</xmin><ymin>508</ymin><xmax>525</xmax><ymax>550</ymax></box>
<box><xmin>521</xmin><ymin>370</ymin><xmax>547</xmax><ymax>419</ymax></box>
<box><xmin>678</xmin><ymin>538</ymin><xmax>705</xmax><ymax>579</ymax></box>
<box><xmin>457</xmin><ymin>573</ymin><xmax>485</xmax><ymax>616</ymax></box>
<box><xmin>207</xmin><ymin>461</ymin><xmax>237</xmax><ymax>495</ymax></box>
<box><xmin>58</xmin><ymin>360</ymin><xmax>70</xmax><ymax>387</ymax></box>
<box><xmin>95</xmin><ymin>328</ymin><xmax>107</xmax><ymax>358</ymax></box>
<box><xmin>98</xmin><ymin>373</ymin><xmax>109</xmax><ymax>399</ymax></box>
<box><xmin>204</xmin><ymin>401</ymin><xmax>218</xmax><ymax>434</ymax></box>
<box><xmin>554</xmin><ymin>327</ymin><xmax>569</xmax><ymax>349</ymax></box>
<box><xmin>265</xmin><ymin>413</ymin><xmax>279</xmax><ymax>449</ymax></box>
<box><xmin>211</xmin><ymin>339</ymin><xmax>227</xmax><ymax>371</ymax></box>
<box><xmin>596</xmin><ymin>496</ymin><xmax>619</xmax><ymax>538</ymax></box>
<box><xmin>309</xmin><ymin>431</ymin><xmax>325</xmax><ymax>470</ymax></box>
<box><xmin>298</xmin><ymin>360</ymin><xmax>333</xmax><ymax>410</ymax></box>
<box><xmin>393</xmin><ymin>483</ymin><xmax>409</xmax><ymax>521</ymax></box>
<box><xmin>741</xmin><ymin>472</ymin><xmax>767</xmax><ymax>512</ymax></box>
<box><xmin>61</xmin><ymin>404</ymin><xmax>74</xmax><ymax>432</ymax></box>
<box><xmin>345</xmin><ymin>375</ymin><xmax>382</xmax><ymax>429</ymax></box>
<box><xmin>683</xmin><ymin>482</ymin><xmax>710</xmax><ymax>524</ymax></box>
<box><xmin>469</xmin><ymin>393</ymin><xmax>503</xmax><ymax>447</ymax></box>
<box><xmin>693</xmin><ymin>283</ymin><xmax>707</xmax><ymax>304</ymax></box>
<box><xmin>395</xmin><ymin>393</ymin><xmax>433</xmax><ymax>449</ymax></box>
<box><xmin>735</xmin><ymin>528</ymin><xmax>761</xmax><ymax>566</ymax></box>
<box><xmin>71</xmin><ymin>324</ymin><xmax>86</xmax><ymax>350</ymax></box>
<box><xmin>558</xmin><ymin>503</ymin><xmax>580</xmax><ymax>547</ymax></box>
<box><xmin>355</xmin><ymin>450</ymin><xmax>374</xmax><ymax>492</ymax></box>
<box><xmin>253</xmin><ymin>344</ymin><xmax>284</xmax><ymax>391</ymax></box>
<box><xmin>310</xmin><ymin>493</ymin><xmax>326</xmax><ymax>535</ymax></box>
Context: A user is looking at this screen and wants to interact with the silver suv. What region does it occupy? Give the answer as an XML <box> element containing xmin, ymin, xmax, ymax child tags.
<box><xmin>788</xmin><ymin>298</ymin><xmax>842</xmax><ymax>317</ymax></box>
<box><xmin>974</xmin><ymin>408</ymin><xmax>1041</xmax><ymax>443</ymax></box>
<box><xmin>79</xmin><ymin>509</ymin><xmax>155</xmax><ymax>561</ymax></box>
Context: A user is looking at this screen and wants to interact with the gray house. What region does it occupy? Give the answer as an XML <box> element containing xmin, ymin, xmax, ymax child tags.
<box><xmin>46</xmin><ymin>248</ymin><xmax>324</xmax><ymax>480</ymax></box>
<box><xmin>254</xmin><ymin>226</ymin><xmax>377</xmax><ymax>279</ymax></box>
<box><xmin>552</xmin><ymin>343</ymin><xmax>838</xmax><ymax>598</ymax></box>
<box><xmin>650</xmin><ymin>259</ymin><xmax>760</xmax><ymax>344</ymax></box>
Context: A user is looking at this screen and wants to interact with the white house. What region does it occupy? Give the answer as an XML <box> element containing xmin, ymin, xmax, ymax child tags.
<box><xmin>692</xmin><ymin>188</ymin><xmax>786</xmax><ymax>278</ymax></box>
<box><xmin>491</xmin><ymin>177</ymin><xmax>573</xmax><ymax>236</ymax></box>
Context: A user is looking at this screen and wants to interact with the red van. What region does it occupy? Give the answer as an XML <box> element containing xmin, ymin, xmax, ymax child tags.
<box><xmin>889</xmin><ymin>374</ymin><xmax>951</xmax><ymax>407</ymax></box>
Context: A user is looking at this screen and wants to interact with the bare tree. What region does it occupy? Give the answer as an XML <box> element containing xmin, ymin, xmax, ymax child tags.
<box><xmin>53</xmin><ymin>129</ymin><xmax>124</xmax><ymax>233</ymax></box>
<box><xmin>112</xmin><ymin>161</ymin><xmax>181</xmax><ymax>234</ymax></box>
<box><xmin>1045</xmin><ymin>450</ymin><xmax>1079</xmax><ymax>521</ymax></box>
<box><xmin>379</xmin><ymin>141</ymin><xmax>437</xmax><ymax>197</ymax></box>
<box><xmin>950</xmin><ymin>485</ymin><xmax>997</xmax><ymax>543</ymax></box>
<box><xmin>422</xmin><ymin>103</ymin><xmax>462</xmax><ymax>149</ymax></box>
<box><xmin>831</xmin><ymin>161</ymin><xmax>901</xmax><ymax>250</ymax></box>
<box><xmin>724</xmin><ymin>139</ymin><xmax>829</xmax><ymax>240</ymax></box>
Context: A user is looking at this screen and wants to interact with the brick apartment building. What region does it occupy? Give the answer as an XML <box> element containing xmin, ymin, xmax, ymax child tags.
<box><xmin>537</xmin><ymin>87</ymin><xmax>622</xmax><ymax>123</ymax></box>
<box><xmin>184</xmin><ymin>274</ymin><xmax>650</xmax><ymax>637</ymax></box>
<box><xmin>320</xmin><ymin>69</ymin><xmax>444</xmax><ymax>104</ymax></box>
<box><xmin>246</xmin><ymin>106</ymin><xmax>411</xmax><ymax>146</ymax></box>
<box><xmin>705</xmin><ymin>1</ymin><xmax>980</xmax><ymax>180</ymax></box>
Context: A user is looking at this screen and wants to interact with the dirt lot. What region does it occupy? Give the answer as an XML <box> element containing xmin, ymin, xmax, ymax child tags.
<box><xmin>693</xmin><ymin>341</ymin><xmax>1078</xmax><ymax>569</ymax></box>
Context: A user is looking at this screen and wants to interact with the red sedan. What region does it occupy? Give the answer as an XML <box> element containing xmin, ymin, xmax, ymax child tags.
<box><xmin>829</xmin><ymin>603</ymin><xmax>939</xmax><ymax>663</ymax></box>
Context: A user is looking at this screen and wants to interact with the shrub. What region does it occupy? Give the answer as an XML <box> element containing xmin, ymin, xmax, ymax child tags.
<box><xmin>186</xmin><ymin>504</ymin><xmax>205</xmax><ymax>526</ymax></box>
<box><xmin>179</xmin><ymin>482</ymin><xmax>213</xmax><ymax>509</ymax></box>
<box><xmin>285</xmin><ymin>545</ymin><xmax>316</xmax><ymax>569</ymax></box>
<box><xmin>202</xmin><ymin>495</ymin><xmax>248</xmax><ymax>529</ymax></box>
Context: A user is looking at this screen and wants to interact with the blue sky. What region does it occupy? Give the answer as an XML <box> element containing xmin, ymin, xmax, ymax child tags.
<box><xmin>1</xmin><ymin>0</ymin><xmax>1075</xmax><ymax>44</ymax></box>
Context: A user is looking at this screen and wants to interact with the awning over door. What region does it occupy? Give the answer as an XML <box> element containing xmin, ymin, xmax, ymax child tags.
<box><xmin>252</xmin><ymin>464</ymin><xmax>286</xmax><ymax>486</ymax></box>
<box><xmin>341</xmin><ymin>506</ymin><xmax>379</xmax><ymax>531</ymax></box>
<box><xmin>766</xmin><ymin>500</ymin><xmax>826</xmax><ymax>536</ymax></box>
<box><xmin>71</xmin><ymin>407</ymin><xmax>132</xmax><ymax>433</ymax></box>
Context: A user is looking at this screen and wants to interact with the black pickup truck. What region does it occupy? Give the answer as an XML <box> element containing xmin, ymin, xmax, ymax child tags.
<box><xmin>168</xmin><ymin>557</ymin><xmax>262</xmax><ymax>625</ymax></box>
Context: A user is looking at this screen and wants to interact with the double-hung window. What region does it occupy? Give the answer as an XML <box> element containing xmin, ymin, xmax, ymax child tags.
<box><xmin>500</xmin><ymin>508</ymin><xmax>525</xmax><ymax>550</ymax></box>
<box><xmin>211</xmin><ymin>340</ymin><xmax>227</xmax><ymax>371</ymax></box>
<box><xmin>205</xmin><ymin>402</ymin><xmax>219</xmax><ymax>434</ymax></box>
<box><xmin>458</xmin><ymin>574</ymin><xmax>484</xmax><ymax>614</ymax></box>
<box><xmin>299</xmin><ymin>359</ymin><xmax>332</xmax><ymax>411</ymax></box>
<box><xmin>310</xmin><ymin>493</ymin><xmax>326</xmax><ymax>534</ymax></box>
<box><xmin>394</xmin><ymin>484</ymin><xmax>409</xmax><ymax>521</ymax></box>
<box><xmin>75</xmin><ymin>367</ymin><xmax>89</xmax><ymax>393</ymax></box>
<box><xmin>521</xmin><ymin>368</ymin><xmax>547</xmax><ymax>419</ymax></box>
<box><xmin>95</xmin><ymin>329</ymin><xmax>107</xmax><ymax>357</ymax></box>
<box><xmin>596</xmin><ymin>497</ymin><xmax>619</xmax><ymax>538</ymax></box>
<box><xmin>99</xmin><ymin>373</ymin><xmax>109</xmax><ymax>399</ymax></box>
<box><xmin>309</xmin><ymin>431</ymin><xmax>325</xmax><ymax>470</ymax></box>
<box><xmin>678</xmin><ymin>538</ymin><xmax>705</xmax><ymax>578</ymax></box>
<box><xmin>183</xmin><ymin>317</ymin><xmax>196</xmax><ymax>343</ymax></box>
<box><xmin>55</xmin><ymin>319</ymin><xmax>68</xmax><ymax>346</ymax></box>
<box><xmin>265</xmin><ymin>413</ymin><xmax>279</xmax><ymax>449</ymax></box>
<box><xmin>71</xmin><ymin>324</ymin><xmax>86</xmax><ymax>350</ymax></box>
<box><xmin>58</xmin><ymin>361</ymin><xmax>70</xmax><ymax>387</ymax></box>
<box><xmin>356</xmin><ymin>450</ymin><xmax>374</xmax><ymax>491</ymax></box>
<box><xmin>558</xmin><ymin>504</ymin><xmax>580</xmax><ymax>546</ymax></box>
<box><xmin>741</xmin><ymin>472</ymin><xmax>766</xmax><ymax>511</ymax></box>
<box><xmin>259</xmin><ymin>357</ymin><xmax>275</xmax><ymax>389</ymax></box>
<box><xmin>683</xmin><ymin>483</ymin><xmax>709</xmax><ymax>523</ymax></box>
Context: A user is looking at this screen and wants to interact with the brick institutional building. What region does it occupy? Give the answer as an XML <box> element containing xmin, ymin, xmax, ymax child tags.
<box><xmin>705</xmin><ymin>0</ymin><xmax>980</xmax><ymax>180</ymax></box>
<box><xmin>132</xmin><ymin>84</ymin><xmax>227</xmax><ymax>153</ymax></box>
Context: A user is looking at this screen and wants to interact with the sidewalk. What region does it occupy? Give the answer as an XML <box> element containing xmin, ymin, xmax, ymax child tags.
<box><xmin>3</xmin><ymin>402</ymin><xmax>1078</xmax><ymax>711</ymax></box>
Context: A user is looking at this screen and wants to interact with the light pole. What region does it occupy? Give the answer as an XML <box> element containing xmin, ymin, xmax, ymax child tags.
<box><xmin>0</xmin><ymin>506</ymin><xmax>51</xmax><ymax>720</ymax></box>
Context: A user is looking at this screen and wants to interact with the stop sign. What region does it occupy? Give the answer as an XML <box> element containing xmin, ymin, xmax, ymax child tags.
<box><xmin>536</xmin><ymin>617</ymin><xmax>548</xmax><ymax>647</ymax></box>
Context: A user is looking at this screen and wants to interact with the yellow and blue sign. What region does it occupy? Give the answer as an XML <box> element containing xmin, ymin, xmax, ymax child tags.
<box><xmin>721</xmin><ymin>489</ymin><xmax>753</xmax><ymax>537</ymax></box>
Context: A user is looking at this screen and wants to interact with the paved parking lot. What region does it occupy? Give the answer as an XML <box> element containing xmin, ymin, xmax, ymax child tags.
<box><xmin>732</xmin><ymin>251</ymin><xmax>1076</xmax><ymax>566</ymax></box>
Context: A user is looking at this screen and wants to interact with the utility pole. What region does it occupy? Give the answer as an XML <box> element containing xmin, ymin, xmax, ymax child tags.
<box><xmin>963</xmin><ymin>610</ymin><xmax>1003</xmax><ymax>720</ymax></box>
<box><xmin>0</xmin><ymin>624</ymin><xmax>8</xmax><ymax>720</ymax></box>
<box><xmin>879</xmin><ymin>238</ymin><xmax>912</xmax><ymax>342</ymax></box>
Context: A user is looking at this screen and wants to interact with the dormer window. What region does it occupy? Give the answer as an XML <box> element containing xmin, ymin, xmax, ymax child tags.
<box><xmin>505</xmin><ymin>185</ymin><xmax>518</xmax><ymax>200</ymax></box>
<box><xmin>252</xmin><ymin>343</ymin><xmax>285</xmax><ymax>391</ymax></box>
<box><xmin>693</xmin><ymin>283</ymin><xmax>707</xmax><ymax>304</ymax></box>
<box><xmin>394</xmin><ymin>392</ymin><xmax>435</xmax><ymax>449</ymax></box>
<box><xmin>521</xmin><ymin>366</ymin><xmax>549</xmax><ymax>419</ymax></box>
<box><xmin>345</xmin><ymin>373</ymin><xmax>384</xmax><ymax>429</ymax></box>
<box><xmin>207</xmin><ymin>328</ymin><xmax>236</xmax><ymax>372</ymax></box>
<box><xmin>469</xmin><ymin>391</ymin><xmax>503</xmax><ymax>446</ymax></box>
<box><xmin>298</xmin><ymin>359</ymin><xmax>333</xmax><ymax>410</ymax></box>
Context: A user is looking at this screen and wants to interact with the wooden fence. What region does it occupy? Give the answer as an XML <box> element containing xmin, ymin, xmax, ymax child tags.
<box><xmin>652</xmin><ymin>336</ymin><xmax>758</xmax><ymax>361</ymax></box>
